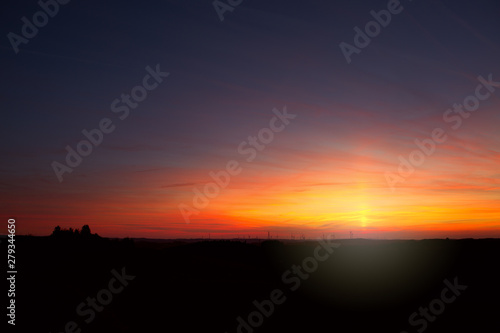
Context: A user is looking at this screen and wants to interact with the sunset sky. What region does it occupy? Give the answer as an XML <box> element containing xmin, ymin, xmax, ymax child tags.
<box><xmin>1</xmin><ymin>0</ymin><xmax>499</xmax><ymax>239</ymax></box>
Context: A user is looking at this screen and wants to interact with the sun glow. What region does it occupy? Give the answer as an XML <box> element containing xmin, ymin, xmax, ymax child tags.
<box><xmin>358</xmin><ymin>208</ymin><xmax>371</xmax><ymax>227</ymax></box>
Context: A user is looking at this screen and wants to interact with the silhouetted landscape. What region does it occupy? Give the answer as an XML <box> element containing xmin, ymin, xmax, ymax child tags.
<box><xmin>3</xmin><ymin>0</ymin><xmax>499</xmax><ymax>331</ymax></box>
<box><xmin>7</xmin><ymin>227</ymin><xmax>499</xmax><ymax>332</ymax></box>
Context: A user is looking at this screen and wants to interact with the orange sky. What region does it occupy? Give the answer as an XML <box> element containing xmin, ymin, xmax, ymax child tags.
<box><xmin>5</xmin><ymin>102</ymin><xmax>500</xmax><ymax>239</ymax></box>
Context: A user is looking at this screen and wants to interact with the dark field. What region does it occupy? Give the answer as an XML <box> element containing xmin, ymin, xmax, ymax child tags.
<box><xmin>8</xmin><ymin>236</ymin><xmax>500</xmax><ymax>332</ymax></box>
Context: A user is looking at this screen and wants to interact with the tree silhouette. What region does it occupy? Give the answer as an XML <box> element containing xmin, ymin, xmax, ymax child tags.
<box><xmin>52</xmin><ymin>225</ymin><xmax>61</xmax><ymax>236</ymax></box>
<box><xmin>50</xmin><ymin>224</ymin><xmax>99</xmax><ymax>242</ymax></box>
<box><xmin>81</xmin><ymin>225</ymin><xmax>91</xmax><ymax>237</ymax></box>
